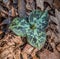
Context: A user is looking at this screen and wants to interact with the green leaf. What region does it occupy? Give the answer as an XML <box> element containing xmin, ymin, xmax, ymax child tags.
<box><xmin>9</xmin><ymin>17</ymin><xmax>29</xmax><ymax>37</ymax></box>
<box><xmin>9</xmin><ymin>10</ymin><xmax>48</xmax><ymax>50</ymax></box>
<box><xmin>29</xmin><ymin>10</ymin><xmax>48</xmax><ymax>30</ymax></box>
<box><xmin>27</xmin><ymin>30</ymin><xmax>46</xmax><ymax>50</ymax></box>
<box><xmin>27</xmin><ymin>10</ymin><xmax>48</xmax><ymax>49</ymax></box>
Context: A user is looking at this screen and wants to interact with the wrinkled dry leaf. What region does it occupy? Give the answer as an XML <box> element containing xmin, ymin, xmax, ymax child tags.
<box><xmin>12</xmin><ymin>36</ymin><xmax>23</xmax><ymax>44</ymax></box>
<box><xmin>26</xmin><ymin>0</ymin><xmax>35</xmax><ymax>10</ymax></box>
<box><xmin>33</xmin><ymin>55</ymin><xmax>39</xmax><ymax>59</ymax></box>
<box><xmin>31</xmin><ymin>48</ymin><xmax>38</xmax><ymax>57</ymax></box>
<box><xmin>23</xmin><ymin>44</ymin><xmax>34</xmax><ymax>54</ymax></box>
<box><xmin>56</xmin><ymin>43</ymin><xmax>60</xmax><ymax>52</ymax></box>
<box><xmin>36</xmin><ymin>0</ymin><xmax>44</xmax><ymax>10</ymax></box>
<box><xmin>18</xmin><ymin>0</ymin><xmax>26</xmax><ymax>17</ymax></box>
<box><xmin>21</xmin><ymin>52</ymin><xmax>28</xmax><ymax>59</ymax></box>
<box><xmin>53</xmin><ymin>0</ymin><xmax>60</xmax><ymax>10</ymax></box>
<box><xmin>44</xmin><ymin>0</ymin><xmax>53</xmax><ymax>7</ymax></box>
<box><xmin>0</xmin><ymin>33</ymin><xmax>22</xmax><ymax>59</ymax></box>
<box><xmin>50</xmin><ymin>15</ymin><xmax>58</xmax><ymax>25</ymax></box>
<box><xmin>0</xmin><ymin>30</ymin><xmax>3</xmax><ymax>34</ymax></box>
<box><xmin>14</xmin><ymin>48</ymin><xmax>21</xmax><ymax>59</ymax></box>
<box><xmin>40</xmin><ymin>49</ymin><xmax>60</xmax><ymax>59</ymax></box>
<box><xmin>55</xmin><ymin>9</ymin><xmax>60</xmax><ymax>29</ymax></box>
<box><xmin>11</xmin><ymin>7</ymin><xmax>16</xmax><ymax>17</ymax></box>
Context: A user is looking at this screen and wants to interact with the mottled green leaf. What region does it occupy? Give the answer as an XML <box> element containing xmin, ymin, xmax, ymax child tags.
<box><xmin>27</xmin><ymin>30</ymin><xmax>46</xmax><ymax>50</ymax></box>
<box><xmin>9</xmin><ymin>10</ymin><xmax>48</xmax><ymax>50</ymax></box>
<box><xmin>29</xmin><ymin>10</ymin><xmax>48</xmax><ymax>30</ymax></box>
<box><xmin>9</xmin><ymin>17</ymin><xmax>29</xmax><ymax>37</ymax></box>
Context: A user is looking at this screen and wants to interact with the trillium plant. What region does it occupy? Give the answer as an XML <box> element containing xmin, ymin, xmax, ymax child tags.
<box><xmin>9</xmin><ymin>10</ymin><xmax>49</xmax><ymax>50</ymax></box>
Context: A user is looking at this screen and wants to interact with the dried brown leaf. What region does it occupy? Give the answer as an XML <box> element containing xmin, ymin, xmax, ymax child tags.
<box><xmin>33</xmin><ymin>55</ymin><xmax>39</xmax><ymax>59</ymax></box>
<box><xmin>26</xmin><ymin>0</ymin><xmax>35</xmax><ymax>10</ymax></box>
<box><xmin>44</xmin><ymin>0</ymin><xmax>53</xmax><ymax>7</ymax></box>
<box><xmin>21</xmin><ymin>52</ymin><xmax>28</xmax><ymax>59</ymax></box>
<box><xmin>36</xmin><ymin>0</ymin><xmax>44</xmax><ymax>10</ymax></box>
<box><xmin>0</xmin><ymin>30</ymin><xmax>3</xmax><ymax>34</ymax></box>
<box><xmin>18</xmin><ymin>0</ymin><xmax>26</xmax><ymax>17</ymax></box>
<box><xmin>53</xmin><ymin>0</ymin><xmax>60</xmax><ymax>10</ymax></box>
<box><xmin>23</xmin><ymin>44</ymin><xmax>34</xmax><ymax>54</ymax></box>
<box><xmin>56</xmin><ymin>43</ymin><xmax>60</xmax><ymax>52</ymax></box>
<box><xmin>31</xmin><ymin>48</ymin><xmax>38</xmax><ymax>57</ymax></box>
<box><xmin>40</xmin><ymin>49</ymin><xmax>60</xmax><ymax>59</ymax></box>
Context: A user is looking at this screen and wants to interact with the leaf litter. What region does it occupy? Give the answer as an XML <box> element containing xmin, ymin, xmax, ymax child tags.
<box><xmin>0</xmin><ymin>0</ymin><xmax>60</xmax><ymax>59</ymax></box>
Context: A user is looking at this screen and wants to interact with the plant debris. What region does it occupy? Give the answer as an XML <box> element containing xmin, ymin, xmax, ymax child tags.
<box><xmin>0</xmin><ymin>0</ymin><xmax>60</xmax><ymax>59</ymax></box>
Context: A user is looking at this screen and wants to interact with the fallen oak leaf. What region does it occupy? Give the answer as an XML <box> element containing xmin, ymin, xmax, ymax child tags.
<box><xmin>40</xmin><ymin>49</ymin><xmax>60</xmax><ymax>59</ymax></box>
<box><xmin>12</xmin><ymin>36</ymin><xmax>24</xmax><ymax>45</ymax></box>
<box><xmin>18</xmin><ymin>0</ymin><xmax>26</xmax><ymax>17</ymax></box>
<box><xmin>36</xmin><ymin>0</ymin><xmax>44</xmax><ymax>10</ymax></box>
<box><xmin>55</xmin><ymin>42</ymin><xmax>60</xmax><ymax>52</ymax></box>
<box><xmin>21</xmin><ymin>52</ymin><xmax>28</xmax><ymax>59</ymax></box>
<box><xmin>53</xmin><ymin>0</ymin><xmax>60</xmax><ymax>11</ymax></box>
<box><xmin>26</xmin><ymin>0</ymin><xmax>35</xmax><ymax>10</ymax></box>
<box><xmin>22</xmin><ymin>44</ymin><xmax>34</xmax><ymax>54</ymax></box>
<box><xmin>31</xmin><ymin>48</ymin><xmax>38</xmax><ymax>57</ymax></box>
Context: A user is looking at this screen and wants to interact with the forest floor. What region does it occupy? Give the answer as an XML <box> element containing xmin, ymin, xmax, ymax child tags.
<box><xmin>0</xmin><ymin>0</ymin><xmax>60</xmax><ymax>59</ymax></box>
